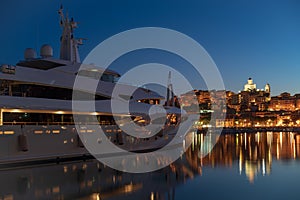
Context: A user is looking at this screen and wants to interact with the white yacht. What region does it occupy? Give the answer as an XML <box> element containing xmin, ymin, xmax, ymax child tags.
<box><xmin>0</xmin><ymin>7</ymin><xmax>182</xmax><ymax>166</ymax></box>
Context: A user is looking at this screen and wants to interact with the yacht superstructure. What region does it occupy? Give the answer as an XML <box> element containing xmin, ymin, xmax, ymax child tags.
<box><xmin>0</xmin><ymin>6</ymin><xmax>182</xmax><ymax>166</ymax></box>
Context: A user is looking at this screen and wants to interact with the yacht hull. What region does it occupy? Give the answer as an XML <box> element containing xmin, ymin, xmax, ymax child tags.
<box><xmin>0</xmin><ymin>124</ymin><xmax>179</xmax><ymax>167</ymax></box>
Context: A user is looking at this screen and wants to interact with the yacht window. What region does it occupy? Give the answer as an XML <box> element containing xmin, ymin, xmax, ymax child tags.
<box><xmin>0</xmin><ymin>81</ymin><xmax>109</xmax><ymax>100</ymax></box>
<box><xmin>100</xmin><ymin>74</ymin><xmax>118</xmax><ymax>83</ymax></box>
<box><xmin>1</xmin><ymin>112</ymin><xmax>122</xmax><ymax>126</ymax></box>
<box><xmin>4</xmin><ymin>131</ymin><xmax>14</xmax><ymax>135</ymax></box>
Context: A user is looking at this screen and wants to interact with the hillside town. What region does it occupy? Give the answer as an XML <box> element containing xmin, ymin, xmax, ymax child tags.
<box><xmin>180</xmin><ymin>78</ymin><xmax>300</xmax><ymax>128</ymax></box>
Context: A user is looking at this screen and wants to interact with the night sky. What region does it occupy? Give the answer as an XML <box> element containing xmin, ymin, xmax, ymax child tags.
<box><xmin>0</xmin><ymin>0</ymin><xmax>299</xmax><ymax>95</ymax></box>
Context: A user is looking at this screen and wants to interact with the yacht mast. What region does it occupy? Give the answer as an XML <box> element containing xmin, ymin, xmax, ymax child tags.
<box><xmin>166</xmin><ymin>71</ymin><xmax>174</xmax><ymax>106</ymax></box>
<box><xmin>58</xmin><ymin>5</ymin><xmax>82</xmax><ymax>63</ymax></box>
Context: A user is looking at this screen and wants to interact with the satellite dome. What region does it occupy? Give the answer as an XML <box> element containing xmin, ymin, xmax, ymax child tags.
<box><xmin>24</xmin><ymin>48</ymin><xmax>37</xmax><ymax>60</ymax></box>
<box><xmin>40</xmin><ymin>44</ymin><xmax>53</xmax><ymax>58</ymax></box>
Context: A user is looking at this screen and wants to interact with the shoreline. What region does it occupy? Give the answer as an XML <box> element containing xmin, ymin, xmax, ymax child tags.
<box><xmin>197</xmin><ymin>127</ymin><xmax>300</xmax><ymax>134</ymax></box>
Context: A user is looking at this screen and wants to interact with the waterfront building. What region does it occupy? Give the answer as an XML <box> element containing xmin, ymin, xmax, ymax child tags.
<box><xmin>180</xmin><ymin>90</ymin><xmax>198</xmax><ymax>108</ymax></box>
<box><xmin>269</xmin><ymin>92</ymin><xmax>295</xmax><ymax>111</ymax></box>
<box><xmin>294</xmin><ymin>94</ymin><xmax>300</xmax><ymax>110</ymax></box>
<box><xmin>197</xmin><ymin>90</ymin><xmax>211</xmax><ymax>104</ymax></box>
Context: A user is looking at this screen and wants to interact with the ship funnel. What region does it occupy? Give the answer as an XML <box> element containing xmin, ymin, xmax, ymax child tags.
<box><xmin>24</xmin><ymin>48</ymin><xmax>37</xmax><ymax>60</ymax></box>
<box><xmin>40</xmin><ymin>44</ymin><xmax>53</xmax><ymax>58</ymax></box>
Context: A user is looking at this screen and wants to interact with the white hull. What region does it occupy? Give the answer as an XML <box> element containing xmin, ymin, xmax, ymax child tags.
<box><xmin>0</xmin><ymin>124</ymin><xmax>178</xmax><ymax>166</ymax></box>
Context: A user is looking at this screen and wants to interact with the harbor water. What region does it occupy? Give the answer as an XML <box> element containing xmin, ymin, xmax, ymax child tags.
<box><xmin>0</xmin><ymin>131</ymin><xmax>299</xmax><ymax>200</ymax></box>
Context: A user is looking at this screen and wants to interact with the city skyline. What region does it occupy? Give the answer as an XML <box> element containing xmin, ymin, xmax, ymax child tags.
<box><xmin>0</xmin><ymin>0</ymin><xmax>299</xmax><ymax>95</ymax></box>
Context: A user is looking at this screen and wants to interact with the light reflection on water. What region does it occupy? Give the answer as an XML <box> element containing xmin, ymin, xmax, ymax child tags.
<box><xmin>0</xmin><ymin>132</ymin><xmax>300</xmax><ymax>200</ymax></box>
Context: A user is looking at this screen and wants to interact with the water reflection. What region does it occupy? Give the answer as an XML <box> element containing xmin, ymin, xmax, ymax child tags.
<box><xmin>187</xmin><ymin>131</ymin><xmax>300</xmax><ymax>183</ymax></box>
<box><xmin>0</xmin><ymin>132</ymin><xmax>299</xmax><ymax>199</ymax></box>
<box><xmin>0</xmin><ymin>158</ymin><xmax>194</xmax><ymax>200</ymax></box>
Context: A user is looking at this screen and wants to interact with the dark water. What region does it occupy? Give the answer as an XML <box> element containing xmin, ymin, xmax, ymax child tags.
<box><xmin>0</xmin><ymin>132</ymin><xmax>299</xmax><ymax>200</ymax></box>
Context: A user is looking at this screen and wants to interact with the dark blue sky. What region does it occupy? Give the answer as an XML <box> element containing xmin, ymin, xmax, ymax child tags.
<box><xmin>0</xmin><ymin>0</ymin><xmax>299</xmax><ymax>95</ymax></box>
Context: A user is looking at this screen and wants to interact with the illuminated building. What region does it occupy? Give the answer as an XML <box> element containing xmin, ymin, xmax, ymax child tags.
<box><xmin>265</xmin><ymin>83</ymin><xmax>271</xmax><ymax>101</ymax></box>
<box><xmin>244</xmin><ymin>78</ymin><xmax>256</xmax><ymax>91</ymax></box>
<box><xmin>269</xmin><ymin>92</ymin><xmax>295</xmax><ymax>111</ymax></box>
<box><xmin>180</xmin><ymin>78</ymin><xmax>300</xmax><ymax>128</ymax></box>
<box><xmin>294</xmin><ymin>94</ymin><xmax>300</xmax><ymax>110</ymax></box>
<box><xmin>226</xmin><ymin>78</ymin><xmax>271</xmax><ymax>112</ymax></box>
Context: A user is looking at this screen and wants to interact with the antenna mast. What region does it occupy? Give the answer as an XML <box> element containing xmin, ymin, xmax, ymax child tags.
<box><xmin>58</xmin><ymin>5</ymin><xmax>83</xmax><ymax>63</ymax></box>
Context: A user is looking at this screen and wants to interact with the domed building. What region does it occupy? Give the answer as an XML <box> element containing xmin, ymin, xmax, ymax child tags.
<box><xmin>244</xmin><ymin>78</ymin><xmax>256</xmax><ymax>91</ymax></box>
